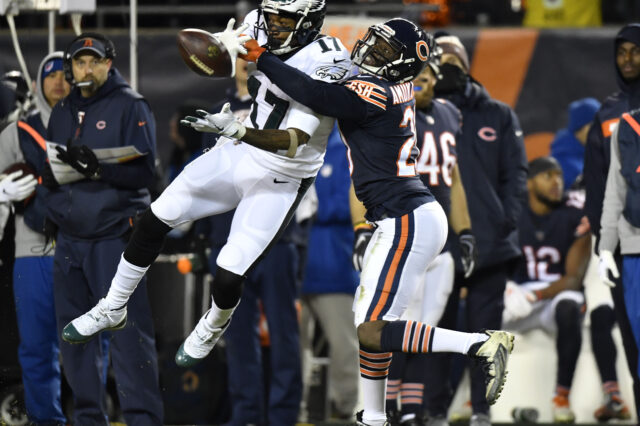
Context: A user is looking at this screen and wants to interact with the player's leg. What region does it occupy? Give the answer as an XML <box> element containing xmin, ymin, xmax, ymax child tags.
<box><xmin>354</xmin><ymin>203</ymin><xmax>514</xmax><ymax>426</ymax></box>
<box><xmin>538</xmin><ymin>289</ymin><xmax>584</xmax><ymax>423</ymax></box>
<box><xmin>590</xmin><ymin>303</ymin><xmax>632</xmax><ymax>420</ymax></box>
<box><xmin>175</xmin><ymin>171</ymin><xmax>314</xmax><ymax>366</ymax></box>
<box><xmin>62</xmin><ymin>143</ymin><xmax>245</xmax><ymax>343</ymax></box>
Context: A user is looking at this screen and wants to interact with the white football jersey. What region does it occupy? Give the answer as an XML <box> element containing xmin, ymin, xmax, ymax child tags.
<box><xmin>235</xmin><ymin>9</ymin><xmax>353</xmax><ymax>178</ymax></box>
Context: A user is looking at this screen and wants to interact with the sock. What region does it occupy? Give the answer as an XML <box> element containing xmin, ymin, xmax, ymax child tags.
<box><xmin>386</xmin><ymin>379</ymin><xmax>400</xmax><ymax>413</ymax></box>
<box><xmin>104</xmin><ymin>255</ymin><xmax>149</xmax><ymax>310</ymax></box>
<box><xmin>360</xmin><ymin>347</ymin><xmax>392</xmax><ymax>425</ymax></box>
<box><xmin>204</xmin><ymin>295</ymin><xmax>238</xmax><ymax>329</ymax></box>
<box><xmin>380</xmin><ymin>320</ymin><xmax>487</xmax><ymax>354</ymax></box>
<box><xmin>400</xmin><ymin>382</ymin><xmax>424</xmax><ymax>415</ymax></box>
<box><xmin>603</xmin><ymin>381</ymin><xmax>620</xmax><ymax>397</ymax></box>
<box><xmin>554</xmin><ymin>384</ymin><xmax>570</xmax><ymax>400</ymax></box>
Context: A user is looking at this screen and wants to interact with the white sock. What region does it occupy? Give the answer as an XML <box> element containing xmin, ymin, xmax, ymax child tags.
<box><xmin>204</xmin><ymin>296</ymin><xmax>238</xmax><ymax>329</ymax></box>
<box><xmin>104</xmin><ymin>255</ymin><xmax>149</xmax><ymax>310</ymax></box>
<box><xmin>360</xmin><ymin>376</ymin><xmax>388</xmax><ymax>426</ymax></box>
<box><xmin>430</xmin><ymin>328</ymin><xmax>488</xmax><ymax>354</ymax></box>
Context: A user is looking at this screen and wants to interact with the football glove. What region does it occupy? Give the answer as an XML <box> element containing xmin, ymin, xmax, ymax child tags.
<box><xmin>181</xmin><ymin>103</ymin><xmax>246</xmax><ymax>139</ymax></box>
<box><xmin>213</xmin><ymin>18</ymin><xmax>251</xmax><ymax>77</ymax></box>
<box><xmin>503</xmin><ymin>281</ymin><xmax>536</xmax><ymax>322</ymax></box>
<box><xmin>0</xmin><ymin>170</ymin><xmax>37</xmax><ymax>203</ymax></box>
<box><xmin>240</xmin><ymin>39</ymin><xmax>267</xmax><ymax>63</ymax></box>
<box><xmin>599</xmin><ymin>249</ymin><xmax>619</xmax><ymax>288</ymax></box>
<box><xmin>352</xmin><ymin>224</ymin><xmax>373</xmax><ymax>272</ymax></box>
<box><xmin>55</xmin><ymin>143</ymin><xmax>101</xmax><ymax>178</ymax></box>
<box><xmin>458</xmin><ymin>229</ymin><xmax>477</xmax><ymax>278</ymax></box>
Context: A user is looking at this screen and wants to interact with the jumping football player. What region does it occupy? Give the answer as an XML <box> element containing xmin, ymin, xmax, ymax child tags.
<box><xmin>241</xmin><ymin>18</ymin><xmax>513</xmax><ymax>426</ymax></box>
<box><xmin>62</xmin><ymin>0</ymin><xmax>353</xmax><ymax>367</ymax></box>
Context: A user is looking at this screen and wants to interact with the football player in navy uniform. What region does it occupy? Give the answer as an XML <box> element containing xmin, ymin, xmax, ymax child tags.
<box><xmin>385</xmin><ymin>57</ymin><xmax>477</xmax><ymax>426</ymax></box>
<box><xmin>241</xmin><ymin>18</ymin><xmax>513</xmax><ymax>426</ymax></box>
<box><xmin>503</xmin><ymin>157</ymin><xmax>591</xmax><ymax>423</ymax></box>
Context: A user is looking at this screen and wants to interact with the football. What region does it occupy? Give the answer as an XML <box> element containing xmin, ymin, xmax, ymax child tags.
<box><xmin>2</xmin><ymin>162</ymin><xmax>37</xmax><ymax>209</ymax></box>
<box><xmin>177</xmin><ymin>29</ymin><xmax>233</xmax><ymax>78</ymax></box>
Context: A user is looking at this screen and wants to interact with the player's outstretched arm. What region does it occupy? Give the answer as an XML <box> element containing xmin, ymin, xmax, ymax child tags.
<box><xmin>254</xmin><ymin>52</ymin><xmax>367</xmax><ymax>122</ymax></box>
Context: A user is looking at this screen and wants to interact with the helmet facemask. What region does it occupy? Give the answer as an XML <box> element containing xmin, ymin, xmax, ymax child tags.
<box><xmin>257</xmin><ymin>0</ymin><xmax>325</xmax><ymax>55</ymax></box>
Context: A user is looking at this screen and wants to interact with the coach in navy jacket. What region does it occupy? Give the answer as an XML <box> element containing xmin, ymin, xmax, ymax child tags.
<box><xmin>45</xmin><ymin>33</ymin><xmax>163</xmax><ymax>425</ymax></box>
<box><xmin>427</xmin><ymin>34</ymin><xmax>527</xmax><ymax>420</ymax></box>
<box><xmin>583</xmin><ymin>23</ymin><xmax>640</xmax><ymax>417</ymax></box>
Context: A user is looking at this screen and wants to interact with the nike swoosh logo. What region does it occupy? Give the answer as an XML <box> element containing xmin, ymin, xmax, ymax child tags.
<box><xmin>138</xmin><ymin>121</ymin><xmax>146</xmax><ymax>126</ymax></box>
<box><xmin>273</xmin><ymin>178</ymin><xmax>288</xmax><ymax>184</ymax></box>
<box><xmin>333</xmin><ymin>58</ymin><xmax>345</xmax><ymax>64</ymax></box>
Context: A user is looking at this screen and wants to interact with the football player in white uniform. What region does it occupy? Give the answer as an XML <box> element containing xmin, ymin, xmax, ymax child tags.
<box><xmin>61</xmin><ymin>0</ymin><xmax>352</xmax><ymax>367</ymax></box>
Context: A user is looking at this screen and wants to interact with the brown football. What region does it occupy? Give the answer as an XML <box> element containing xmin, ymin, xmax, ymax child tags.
<box><xmin>177</xmin><ymin>28</ymin><xmax>233</xmax><ymax>78</ymax></box>
<box><xmin>2</xmin><ymin>162</ymin><xmax>37</xmax><ymax>209</ymax></box>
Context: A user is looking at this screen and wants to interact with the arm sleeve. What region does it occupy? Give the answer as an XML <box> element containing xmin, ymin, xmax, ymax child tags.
<box><xmin>583</xmin><ymin>115</ymin><xmax>607</xmax><ymax>239</ymax></box>
<box><xmin>598</xmin><ymin>123</ymin><xmax>625</xmax><ymax>253</ymax></box>
<box><xmin>99</xmin><ymin>100</ymin><xmax>156</xmax><ymax>189</ymax></box>
<box><xmin>498</xmin><ymin>108</ymin><xmax>528</xmax><ymax>232</ymax></box>
<box><xmin>257</xmin><ymin>52</ymin><xmax>369</xmax><ymax>122</ymax></box>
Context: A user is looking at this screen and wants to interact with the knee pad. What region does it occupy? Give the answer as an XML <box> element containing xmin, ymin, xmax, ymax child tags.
<box><xmin>211</xmin><ymin>266</ymin><xmax>245</xmax><ymax>309</ymax></box>
<box><xmin>123</xmin><ymin>208</ymin><xmax>172</xmax><ymax>267</ymax></box>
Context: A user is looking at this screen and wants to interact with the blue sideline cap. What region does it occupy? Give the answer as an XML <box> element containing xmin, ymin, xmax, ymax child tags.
<box><xmin>42</xmin><ymin>58</ymin><xmax>63</xmax><ymax>80</ymax></box>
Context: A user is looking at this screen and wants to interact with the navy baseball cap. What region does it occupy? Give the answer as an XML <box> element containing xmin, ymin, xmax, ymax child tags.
<box><xmin>528</xmin><ymin>156</ymin><xmax>562</xmax><ymax>178</ymax></box>
<box><xmin>69</xmin><ymin>36</ymin><xmax>109</xmax><ymax>59</ymax></box>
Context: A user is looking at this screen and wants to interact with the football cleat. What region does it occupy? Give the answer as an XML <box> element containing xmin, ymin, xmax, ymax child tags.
<box><xmin>552</xmin><ymin>394</ymin><xmax>576</xmax><ymax>424</ymax></box>
<box><xmin>594</xmin><ymin>393</ymin><xmax>631</xmax><ymax>422</ymax></box>
<box><xmin>468</xmin><ymin>330</ymin><xmax>514</xmax><ymax>405</ymax></box>
<box><xmin>424</xmin><ymin>414</ymin><xmax>448</xmax><ymax>426</ymax></box>
<box><xmin>62</xmin><ymin>298</ymin><xmax>126</xmax><ymax>344</ymax></box>
<box><xmin>448</xmin><ymin>400</ymin><xmax>471</xmax><ymax>422</ymax></box>
<box><xmin>356</xmin><ymin>410</ymin><xmax>389</xmax><ymax>426</ymax></box>
<box><xmin>175</xmin><ymin>310</ymin><xmax>230</xmax><ymax>367</ymax></box>
<box><xmin>469</xmin><ymin>413</ymin><xmax>490</xmax><ymax>426</ymax></box>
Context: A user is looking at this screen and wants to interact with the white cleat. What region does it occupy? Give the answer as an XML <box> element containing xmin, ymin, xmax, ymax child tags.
<box><xmin>468</xmin><ymin>330</ymin><xmax>515</xmax><ymax>405</ymax></box>
<box><xmin>62</xmin><ymin>298</ymin><xmax>127</xmax><ymax>344</ymax></box>
<box><xmin>175</xmin><ymin>309</ymin><xmax>230</xmax><ymax>367</ymax></box>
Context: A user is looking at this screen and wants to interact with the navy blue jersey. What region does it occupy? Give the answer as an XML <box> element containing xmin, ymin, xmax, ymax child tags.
<box><xmin>512</xmin><ymin>193</ymin><xmax>587</xmax><ymax>284</ymax></box>
<box><xmin>257</xmin><ymin>53</ymin><xmax>434</xmax><ymax>222</ymax></box>
<box><xmin>415</xmin><ymin>98</ymin><xmax>461</xmax><ymax>216</ymax></box>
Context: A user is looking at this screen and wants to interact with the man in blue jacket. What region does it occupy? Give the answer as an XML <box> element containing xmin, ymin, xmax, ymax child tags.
<box><xmin>427</xmin><ymin>34</ymin><xmax>528</xmax><ymax>426</ymax></box>
<box><xmin>583</xmin><ymin>23</ymin><xmax>640</xmax><ymax>418</ymax></box>
<box><xmin>45</xmin><ymin>33</ymin><xmax>163</xmax><ymax>425</ymax></box>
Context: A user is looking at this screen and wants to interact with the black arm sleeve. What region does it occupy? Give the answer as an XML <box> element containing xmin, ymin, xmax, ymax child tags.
<box><xmin>257</xmin><ymin>52</ymin><xmax>368</xmax><ymax>122</ymax></box>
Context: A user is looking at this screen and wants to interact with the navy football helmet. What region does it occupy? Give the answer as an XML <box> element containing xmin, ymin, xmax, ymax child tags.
<box><xmin>257</xmin><ymin>0</ymin><xmax>326</xmax><ymax>55</ymax></box>
<box><xmin>351</xmin><ymin>18</ymin><xmax>434</xmax><ymax>83</ymax></box>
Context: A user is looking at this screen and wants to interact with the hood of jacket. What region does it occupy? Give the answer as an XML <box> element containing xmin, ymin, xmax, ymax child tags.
<box><xmin>615</xmin><ymin>23</ymin><xmax>640</xmax><ymax>97</ymax></box>
<box><xmin>67</xmin><ymin>68</ymin><xmax>129</xmax><ymax>108</ymax></box>
<box><xmin>441</xmin><ymin>77</ymin><xmax>490</xmax><ymax>109</ymax></box>
<box><xmin>35</xmin><ymin>51</ymin><xmax>64</xmax><ymax>126</ymax></box>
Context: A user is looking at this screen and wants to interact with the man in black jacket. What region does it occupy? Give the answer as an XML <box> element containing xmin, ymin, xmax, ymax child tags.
<box><xmin>422</xmin><ymin>34</ymin><xmax>527</xmax><ymax>426</ymax></box>
<box><xmin>46</xmin><ymin>33</ymin><xmax>163</xmax><ymax>425</ymax></box>
<box><xmin>583</xmin><ymin>23</ymin><xmax>640</xmax><ymax>419</ymax></box>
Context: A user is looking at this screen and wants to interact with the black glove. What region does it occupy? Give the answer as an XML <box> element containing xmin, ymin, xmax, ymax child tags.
<box><xmin>40</xmin><ymin>161</ymin><xmax>59</xmax><ymax>189</ymax></box>
<box><xmin>55</xmin><ymin>142</ymin><xmax>101</xmax><ymax>178</ymax></box>
<box><xmin>352</xmin><ymin>225</ymin><xmax>374</xmax><ymax>272</ymax></box>
<box><xmin>459</xmin><ymin>229</ymin><xmax>477</xmax><ymax>278</ymax></box>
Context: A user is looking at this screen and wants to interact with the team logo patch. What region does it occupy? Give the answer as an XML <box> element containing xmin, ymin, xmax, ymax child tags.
<box><xmin>44</xmin><ymin>61</ymin><xmax>54</xmax><ymax>73</ymax></box>
<box><xmin>477</xmin><ymin>126</ymin><xmax>497</xmax><ymax>141</ymax></box>
<box><xmin>314</xmin><ymin>65</ymin><xmax>349</xmax><ymax>81</ymax></box>
<box><xmin>96</xmin><ymin>120</ymin><xmax>106</xmax><ymax>130</ymax></box>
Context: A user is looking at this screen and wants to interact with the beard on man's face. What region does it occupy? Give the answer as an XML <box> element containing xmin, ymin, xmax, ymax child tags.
<box><xmin>534</xmin><ymin>191</ymin><xmax>562</xmax><ymax>209</ymax></box>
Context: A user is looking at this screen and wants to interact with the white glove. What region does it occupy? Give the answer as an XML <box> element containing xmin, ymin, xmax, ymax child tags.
<box><xmin>213</xmin><ymin>18</ymin><xmax>251</xmax><ymax>77</ymax></box>
<box><xmin>0</xmin><ymin>170</ymin><xmax>37</xmax><ymax>203</ymax></box>
<box><xmin>181</xmin><ymin>103</ymin><xmax>246</xmax><ymax>139</ymax></box>
<box><xmin>599</xmin><ymin>249</ymin><xmax>619</xmax><ymax>288</ymax></box>
<box><xmin>503</xmin><ymin>281</ymin><xmax>536</xmax><ymax>322</ymax></box>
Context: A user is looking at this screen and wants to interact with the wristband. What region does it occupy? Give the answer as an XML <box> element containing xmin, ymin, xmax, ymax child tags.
<box><xmin>286</xmin><ymin>128</ymin><xmax>298</xmax><ymax>158</ymax></box>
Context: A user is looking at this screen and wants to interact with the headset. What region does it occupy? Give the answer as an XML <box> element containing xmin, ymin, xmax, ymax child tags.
<box><xmin>63</xmin><ymin>32</ymin><xmax>116</xmax><ymax>86</ymax></box>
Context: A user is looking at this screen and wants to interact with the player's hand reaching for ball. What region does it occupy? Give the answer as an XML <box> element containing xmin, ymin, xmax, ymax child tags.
<box><xmin>213</xmin><ymin>18</ymin><xmax>252</xmax><ymax>77</ymax></box>
<box><xmin>181</xmin><ymin>103</ymin><xmax>246</xmax><ymax>139</ymax></box>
